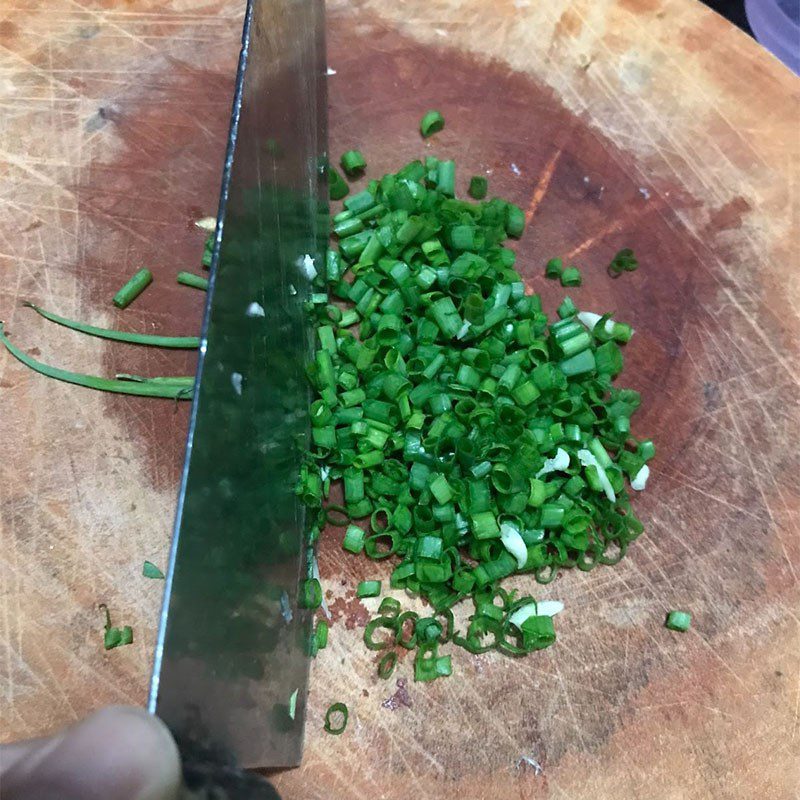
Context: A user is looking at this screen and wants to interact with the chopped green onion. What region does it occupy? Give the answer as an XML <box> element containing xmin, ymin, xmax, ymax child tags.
<box><xmin>468</xmin><ymin>176</ymin><xmax>488</xmax><ymax>199</ymax></box>
<box><xmin>329</xmin><ymin>165</ymin><xmax>350</xmax><ymax>200</ymax></box>
<box><xmin>341</xmin><ymin>150</ymin><xmax>367</xmax><ymax>177</ymax></box>
<box><xmin>608</xmin><ymin>248</ymin><xmax>638</xmax><ymax>277</ymax></box>
<box><xmin>357</xmin><ymin>580</ymin><xmax>381</xmax><ymax>598</ymax></box>
<box><xmin>299</xmin><ymin>578</ymin><xmax>322</xmax><ymax>609</ymax></box>
<box><xmin>419</xmin><ymin>110</ymin><xmax>445</xmax><ymax>138</ymax></box>
<box><xmin>342</xmin><ymin>524</ymin><xmax>366</xmax><ymax>553</ymax></box>
<box><xmin>505</xmin><ymin>204</ymin><xmax>525</xmax><ymax>238</ymax></box>
<box><xmin>112</xmin><ymin>268</ymin><xmax>152</xmax><ymax>309</ymax></box>
<box><xmin>324</xmin><ymin>702</ymin><xmax>348</xmax><ymax>735</ymax></box>
<box><xmin>378</xmin><ymin>597</ymin><xmax>401</xmax><ymax>617</ymax></box>
<box><xmin>176</xmin><ymin>271</ymin><xmax>208</xmax><ymax>290</ymax></box>
<box><xmin>665</xmin><ymin>610</ymin><xmax>691</xmax><ymax>632</ymax></box>
<box><xmin>298</xmin><ymin>121</ymin><xmax>652</xmax><ymax>683</ymax></box>
<box><xmin>315</xmin><ymin>620</ymin><xmax>329</xmax><ymax>649</ymax></box>
<box><xmin>142</xmin><ymin>561</ymin><xmax>165</xmax><ymax>579</ymax></box>
<box><xmin>560</xmin><ymin>266</ymin><xmax>582</xmax><ymax>287</ymax></box>
<box><xmin>545</xmin><ymin>257</ymin><xmax>563</xmax><ymax>279</ymax></box>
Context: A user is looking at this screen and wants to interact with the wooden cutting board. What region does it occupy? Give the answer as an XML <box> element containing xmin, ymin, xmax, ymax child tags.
<box><xmin>0</xmin><ymin>1</ymin><xmax>797</xmax><ymax>798</ymax></box>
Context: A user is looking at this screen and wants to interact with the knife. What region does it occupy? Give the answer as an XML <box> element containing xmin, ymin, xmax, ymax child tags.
<box><xmin>147</xmin><ymin>0</ymin><xmax>328</xmax><ymax>791</ymax></box>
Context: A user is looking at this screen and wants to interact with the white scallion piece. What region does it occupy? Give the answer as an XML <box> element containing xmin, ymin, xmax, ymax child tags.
<box><xmin>245</xmin><ymin>302</ymin><xmax>265</xmax><ymax>318</ymax></box>
<box><xmin>577</xmin><ymin>449</ymin><xmax>616</xmax><ymax>502</ymax></box>
<box><xmin>298</xmin><ymin>253</ymin><xmax>317</xmax><ymax>280</ymax></box>
<box><xmin>509</xmin><ymin>602</ymin><xmax>538</xmax><ymax>629</ymax></box>
<box><xmin>456</xmin><ymin>320</ymin><xmax>472</xmax><ymax>340</ymax></box>
<box><xmin>500</xmin><ymin>522</ymin><xmax>528</xmax><ymax>569</ymax></box>
<box><xmin>631</xmin><ymin>464</ymin><xmax>650</xmax><ymax>491</ymax></box>
<box><xmin>536</xmin><ymin>447</ymin><xmax>570</xmax><ymax>478</ymax></box>
<box><xmin>535</xmin><ymin>600</ymin><xmax>564</xmax><ymax>617</ymax></box>
<box><xmin>194</xmin><ymin>216</ymin><xmax>216</xmax><ymax>232</ymax></box>
<box><xmin>578</xmin><ymin>310</ymin><xmax>633</xmax><ymax>338</ymax></box>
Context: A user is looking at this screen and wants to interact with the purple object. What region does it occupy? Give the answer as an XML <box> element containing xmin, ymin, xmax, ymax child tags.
<box><xmin>745</xmin><ymin>0</ymin><xmax>800</xmax><ymax>73</ymax></box>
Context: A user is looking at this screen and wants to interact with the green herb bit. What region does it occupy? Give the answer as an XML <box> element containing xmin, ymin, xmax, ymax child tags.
<box><xmin>468</xmin><ymin>175</ymin><xmax>488</xmax><ymax>199</ymax></box>
<box><xmin>357</xmin><ymin>580</ymin><xmax>381</xmax><ymax>598</ymax></box>
<box><xmin>324</xmin><ymin>702</ymin><xmax>348</xmax><ymax>735</ymax></box>
<box><xmin>201</xmin><ymin>233</ymin><xmax>214</xmax><ymax>268</ymax></box>
<box><xmin>0</xmin><ymin>323</ymin><xmax>193</xmax><ymax>399</ymax></box>
<box><xmin>99</xmin><ymin>604</ymin><xmax>133</xmax><ymax>651</ymax></box>
<box><xmin>329</xmin><ymin>165</ymin><xmax>350</xmax><ymax>200</ymax></box>
<box><xmin>342</xmin><ymin>524</ymin><xmax>366</xmax><ymax>554</ymax></box>
<box><xmin>545</xmin><ymin>257</ymin><xmax>563</xmax><ymax>279</ymax></box>
<box><xmin>315</xmin><ymin>620</ymin><xmax>329</xmax><ymax>650</ymax></box>
<box><xmin>23</xmin><ymin>303</ymin><xmax>199</xmax><ymax>349</ymax></box>
<box><xmin>340</xmin><ymin>150</ymin><xmax>367</xmax><ymax>178</ymax></box>
<box><xmin>299</xmin><ymin>578</ymin><xmax>322</xmax><ymax>609</ymax></box>
<box><xmin>420</xmin><ymin>110</ymin><xmax>445</xmax><ymax>138</ymax></box>
<box><xmin>560</xmin><ymin>266</ymin><xmax>582</xmax><ymax>287</ymax></box>
<box><xmin>142</xmin><ymin>561</ymin><xmax>165</xmax><ymax>579</ymax></box>
<box><xmin>176</xmin><ymin>271</ymin><xmax>208</xmax><ymax>291</ymax></box>
<box><xmin>608</xmin><ymin>248</ymin><xmax>638</xmax><ymax>277</ymax></box>
<box><xmin>665</xmin><ymin>610</ymin><xmax>691</xmax><ymax>632</ymax></box>
<box><xmin>112</xmin><ymin>268</ymin><xmax>152</xmax><ymax>309</ymax></box>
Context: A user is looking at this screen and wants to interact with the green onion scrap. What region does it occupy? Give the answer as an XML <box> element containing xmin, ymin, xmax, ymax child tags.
<box><xmin>99</xmin><ymin>604</ymin><xmax>133</xmax><ymax>651</ymax></box>
<box><xmin>324</xmin><ymin>702</ymin><xmax>348</xmax><ymax>735</ymax></box>
<box><xmin>468</xmin><ymin>176</ymin><xmax>488</xmax><ymax>200</ymax></box>
<box><xmin>112</xmin><ymin>268</ymin><xmax>152</xmax><ymax>309</ymax></box>
<box><xmin>142</xmin><ymin>561</ymin><xmax>165</xmax><ymax>579</ymax></box>
<box><xmin>329</xmin><ymin>165</ymin><xmax>350</xmax><ymax>201</ymax></box>
<box><xmin>356</xmin><ymin>580</ymin><xmax>381</xmax><ymax>598</ymax></box>
<box><xmin>300</xmin><ymin>129</ymin><xmax>653</xmax><ymax>684</ymax></box>
<box><xmin>340</xmin><ymin>150</ymin><xmax>367</xmax><ymax>178</ymax></box>
<box><xmin>665</xmin><ymin>610</ymin><xmax>691</xmax><ymax>632</ymax></box>
<box><xmin>176</xmin><ymin>271</ymin><xmax>209</xmax><ymax>291</ymax></box>
<box><xmin>420</xmin><ymin>110</ymin><xmax>445</xmax><ymax>138</ymax></box>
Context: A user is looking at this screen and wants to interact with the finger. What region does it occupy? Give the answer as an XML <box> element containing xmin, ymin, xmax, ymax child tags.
<box><xmin>0</xmin><ymin>706</ymin><xmax>182</xmax><ymax>800</ymax></box>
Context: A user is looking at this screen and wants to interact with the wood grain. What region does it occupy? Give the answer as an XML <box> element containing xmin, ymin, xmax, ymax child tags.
<box><xmin>1</xmin><ymin>1</ymin><xmax>797</xmax><ymax>798</ymax></box>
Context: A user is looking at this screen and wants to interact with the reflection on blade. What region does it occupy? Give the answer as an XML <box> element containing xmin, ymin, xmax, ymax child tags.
<box><xmin>148</xmin><ymin>0</ymin><xmax>327</xmax><ymax>770</ymax></box>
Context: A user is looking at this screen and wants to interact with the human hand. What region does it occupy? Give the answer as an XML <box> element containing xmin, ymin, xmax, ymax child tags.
<box><xmin>0</xmin><ymin>706</ymin><xmax>182</xmax><ymax>800</ymax></box>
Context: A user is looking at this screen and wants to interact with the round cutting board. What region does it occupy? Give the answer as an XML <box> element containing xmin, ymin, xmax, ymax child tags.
<box><xmin>0</xmin><ymin>1</ymin><xmax>797</xmax><ymax>798</ymax></box>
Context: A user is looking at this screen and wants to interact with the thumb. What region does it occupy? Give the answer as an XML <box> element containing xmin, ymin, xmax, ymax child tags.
<box><xmin>0</xmin><ymin>706</ymin><xmax>182</xmax><ymax>800</ymax></box>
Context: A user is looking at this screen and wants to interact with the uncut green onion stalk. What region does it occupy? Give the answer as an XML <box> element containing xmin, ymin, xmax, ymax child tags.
<box><xmin>23</xmin><ymin>303</ymin><xmax>200</xmax><ymax>349</ymax></box>
<box><xmin>0</xmin><ymin>322</ymin><xmax>193</xmax><ymax>399</ymax></box>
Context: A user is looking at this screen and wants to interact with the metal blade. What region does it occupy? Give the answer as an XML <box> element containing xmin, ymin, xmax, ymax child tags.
<box><xmin>148</xmin><ymin>0</ymin><xmax>327</xmax><ymax>770</ymax></box>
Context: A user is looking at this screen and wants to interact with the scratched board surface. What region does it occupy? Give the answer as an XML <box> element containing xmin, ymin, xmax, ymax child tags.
<box><xmin>0</xmin><ymin>1</ymin><xmax>797</xmax><ymax>799</ymax></box>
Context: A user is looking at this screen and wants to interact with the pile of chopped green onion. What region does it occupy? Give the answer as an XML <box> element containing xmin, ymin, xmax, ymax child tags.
<box><xmin>300</xmin><ymin>125</ymin><xmax>653</xmax><ymax>684</ymax></box>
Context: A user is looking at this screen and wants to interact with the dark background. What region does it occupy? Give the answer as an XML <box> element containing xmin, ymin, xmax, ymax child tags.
<box><xmin>702</xmin><ymin>0</ymin><xmax>754</xmax><ymax>35</ymax></box>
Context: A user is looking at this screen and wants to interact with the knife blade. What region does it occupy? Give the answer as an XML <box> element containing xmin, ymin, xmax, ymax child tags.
<box><xmin>148</xmin><ymin>0</ymin><xmax>328</xmax><ymax>774</ymax></box>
